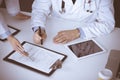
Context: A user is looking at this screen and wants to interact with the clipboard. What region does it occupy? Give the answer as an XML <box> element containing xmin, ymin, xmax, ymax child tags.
<box><xmin>3</xmin><ymin>41</ymin><xmax>67</xmax><ymax>76</ymax></box>
<box><xmin>0</xmin><ymin>25</ymin><xmax>20</xmax><ymax>41</ymax></box>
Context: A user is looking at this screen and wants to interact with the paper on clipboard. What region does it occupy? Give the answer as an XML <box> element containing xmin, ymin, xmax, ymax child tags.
<box><xmin>3</xmin><ymin>41</ymin><xmax>67</xmax><ymax>76</ymax></box>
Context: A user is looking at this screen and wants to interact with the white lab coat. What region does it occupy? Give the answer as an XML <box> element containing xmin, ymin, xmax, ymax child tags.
<box><xmin>0</xmin><ymin>0</ymin><xmax>20</xmax><ymax>39</ymax></box>
<box><xmin>31</xmin><ymin>0</ymin><xmax>115</xmax><ymax>39</ymax></box>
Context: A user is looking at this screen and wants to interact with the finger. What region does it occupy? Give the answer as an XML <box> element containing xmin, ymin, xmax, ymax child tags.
<box><xmin>38</xmin><ymin>35</ymin><xmax>43</xmax><ymax>45</ymax></box>
<box><xmin>17</xmin><ymin>48</ymin><xmax>28</xmax><ymax>56</ymax></box>
<box><xmin>16</xmin><ymin>45</ymin><xmax>28</xmax><ymax>56</ymax></box>
<box><xmin>61</xmin><ymin>39</ymin><xmax>69</xmax><ymax>44</ymax></box>
<box><xmin>54</xmin><ymin>36</ymin><xmax>65</xmax><ymax>43</ymax></box>
<box><xmin>42</xmin><ymin>33</ymin><xmax>47</xmax><ymax>40</ymax></box>
<box><xmin>17</xmin><ymin>43</ymin><xmax>24</xmax><ymax>51</ymax></box>
<box><xmin>54</xmin><ymin>35</ymin><xmax>70</xmax><ymax>44</ymax></box>
<box><xmin>37</xmin><ymin>34</ymin><xmax>42</xmax><ymax>41</ymax></box>
<box><xmin>24</xmin><ymin>15</ymin><xmax>31</xmax><ymax>19</ymax></box>
<box><xmin>41</xmin><ymin>29</ymin><xmax>47</xmax><ymax>39</ymax></box>
<box><xmin>15</xmin><ymin>47</ymin><xmax>24</xmax><ymax>55</ymax></box>
<box><xmin>54</xmin><ymin>34</ymin><xmax>64</xmax><ymax>43</ymax></box>
<box><xmin>54</xmin><ymin>33</ymin><xmax>63</xmax><ymax>39</ymax></box>
<box><xmin>34</xmin><ymin>34</ymin><xmax>42</xmax><ymax>44</ymax></box>
<box><xmin>17</xmin><ymin>13</ymin><xmax>31</xmax><ymax>20</ymax></box>
<box><xmin>22</xmin><ymin>51</ymin><xmax>29</xmax><ymax>56</ymax></box>
<box><xmin>16</xmin><ymin>42</ymin><xmax>25</xmax><ymax>52</ymax></box>
<box><xmin>36</xmin><ymin>33</ymin><xmax>42</xmax><ymax>39</ymax></box>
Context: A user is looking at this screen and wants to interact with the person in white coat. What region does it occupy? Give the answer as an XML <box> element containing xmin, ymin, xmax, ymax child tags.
<box><xmin>0</xmin><ymin>0</ymin><xmax>30</xmax><ymax>55</ymax></box>
<box><xmin>31</xmin><ymin>0</ymin><xmax>115</xmax><ymax>44</ymax></box>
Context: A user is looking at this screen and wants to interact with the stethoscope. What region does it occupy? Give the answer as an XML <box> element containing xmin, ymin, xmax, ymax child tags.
<box><xmin>84</xmin><ymin>0</ymin><xmax>93</xmax><ymax>13</ymax></box>
<box><xmin>59</xmin><ymin>0</ymin><xmax>93</xmax><ymax>14</ymax></box>
<box><xmin>59</xmin><ymin>0</ymin><xmax>65</xmax><ymax>14</ymax></box>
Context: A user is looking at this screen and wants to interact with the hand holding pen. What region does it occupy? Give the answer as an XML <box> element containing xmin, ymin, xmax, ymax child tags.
<box><xmin>7</xmin><ymin>35</ymin><xmax>34</xmax><ymax>61</ymax></box>
<box><xmin>7</xmin><ymin>35</ymin><xmax>28</xmax><ymax>56</ymax></box>
<box><xmin>20</xmin><ymin>50</ymin><xmax>34</xmax><ymax>61</ymax></box>
<box><xmin>33</xmin><ymin>27</ymin><xmax>47</xmax><ymax>45</ymax></box>
<box><xmin>15</xmin><ymin>45</ymin><xmax>34</xmax><ymax>61</ymax></box>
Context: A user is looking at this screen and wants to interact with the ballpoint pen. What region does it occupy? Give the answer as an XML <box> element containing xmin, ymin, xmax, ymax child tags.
<box><xmin>22</xmin><ymin>50</ymin><xmax>34</xmax><ymax>61</ymax></box>
<box><xmin>38</xmin><ymin>27</ymin><xmax>43</xmax><ymax>45</ymax></box>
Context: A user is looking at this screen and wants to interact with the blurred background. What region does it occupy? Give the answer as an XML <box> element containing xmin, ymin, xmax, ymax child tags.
<box><xmin>0</xmin><ymin>0</ymin><xmax>120</xmax><ymax>27</ymax></box>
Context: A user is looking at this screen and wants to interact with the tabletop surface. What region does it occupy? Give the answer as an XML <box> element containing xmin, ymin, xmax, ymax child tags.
<box><xmin>0</xmin><ymin>8</ymin><xmax>120</xmax><ymax>80</ymax></box>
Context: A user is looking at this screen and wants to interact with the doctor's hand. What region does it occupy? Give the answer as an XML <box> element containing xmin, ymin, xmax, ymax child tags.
<box><xmin>53</xmin><ymin>29</ymin><xmax>80</xmax><ymax>44</ymax></box>
<box><xmin>33</xmin><ymin>28</ymin><xmax>47</xmax><ymax>45</ymax></box>
<box><xmin>15</xmin><ymin>12</ymin><xmax>31</xmax><ymax>20</ymax></box>
<box><xmin>7</xmin><ymin>35</ymin><xmax>28</xmax><ymax>56</ymax></box>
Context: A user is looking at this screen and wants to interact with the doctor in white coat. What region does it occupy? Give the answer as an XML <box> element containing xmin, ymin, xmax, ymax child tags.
<box><xmin>31</xmin><ymin>0</ymin><xmax>115</xmax><ymax>44</ymax></box>
<box><xmin>0</xmin><ymin>0</ymin><xmax>30</xmax><ymax>55</ymax></box>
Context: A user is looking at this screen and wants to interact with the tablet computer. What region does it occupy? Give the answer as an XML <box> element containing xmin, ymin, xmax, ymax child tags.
<box><xmin>65</xmin><ymin>39</ymin><xmax>106</xmax><ymax>60</ymax></box>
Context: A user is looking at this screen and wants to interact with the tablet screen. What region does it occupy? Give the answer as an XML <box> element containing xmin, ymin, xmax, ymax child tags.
<box><xmin>68</xmin><ymin>40</ymin><xmax>103</xmax><ymax>58</ymax></box>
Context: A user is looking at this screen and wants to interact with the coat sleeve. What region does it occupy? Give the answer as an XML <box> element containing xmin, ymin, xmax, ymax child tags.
<box><xmin>5</xmin><ymin>0</ymin><xmax>20</xmax><ymax>16</ymax></box>
<box><xmin>0</xmin><ymin>13</ymin><xmax>11</xmax><ymax>39</ymax></box>
<box><xmin>31</xmin><ymin>0</ymin><xmax>52</xmax><ymax>28</ymax></box>
<box><xmin>80</xmin><ymin>0</ymin><xmax>115</xmax><ymax>39</ymax></box>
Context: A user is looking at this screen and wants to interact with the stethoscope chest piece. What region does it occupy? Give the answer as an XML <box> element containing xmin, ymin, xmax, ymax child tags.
<box><xmin>84</xmin><ymin>0</ymin><xmax>93</xmax><ymax>13</ymax></box>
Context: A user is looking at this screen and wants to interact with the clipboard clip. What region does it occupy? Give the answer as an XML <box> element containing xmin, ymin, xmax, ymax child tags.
<box><xmin>49</xmin><ymin>59</ymin><xmax>62</xmax><ymax>70</ymax></box>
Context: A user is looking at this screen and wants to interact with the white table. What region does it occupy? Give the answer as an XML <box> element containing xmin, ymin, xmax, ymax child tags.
<box><xmin>0</xmin><ymin>8</ymin><xmax>120</xmax><ymax>80</ymax></box>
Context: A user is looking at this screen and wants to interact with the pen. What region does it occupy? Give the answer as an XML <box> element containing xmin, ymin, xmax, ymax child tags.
<box><xmin>38</xmin><ymin>27</ymin><xmax>43</xmax><ymax>45</ymax></box>
<box><xmin>27</xmin><ymin>56</ymin><xmax>34</xmax><ymax>61</ymax></box>
<box><xmin>22</xmin><ymin>50</ymin><xmax>29</xmax><ymax>56</ymax></box>
<box><xmin>21</xmin><ymin>50</ymin><xmax>34</xmax><ymax>61</ymax></box>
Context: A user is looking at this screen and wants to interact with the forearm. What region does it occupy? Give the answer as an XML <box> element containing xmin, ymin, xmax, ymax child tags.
<box><xmin>31</xmin><ymin>0</ymin><xmax>51</xmax><ymax>28</ymax></box>
<box><xmin>79</xmin><ymin>21</ymin><xmax>114</xmax><ymax>39</ymax></box>
<box><xmin>0</xmin><ymin>13</ymin><xmax>12</xmax><ymax>39</ymax></box>
<box><xmin>7</xmin><ymin>34</ymin><xmax>14</xmax><ymax>41</ymax></box>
